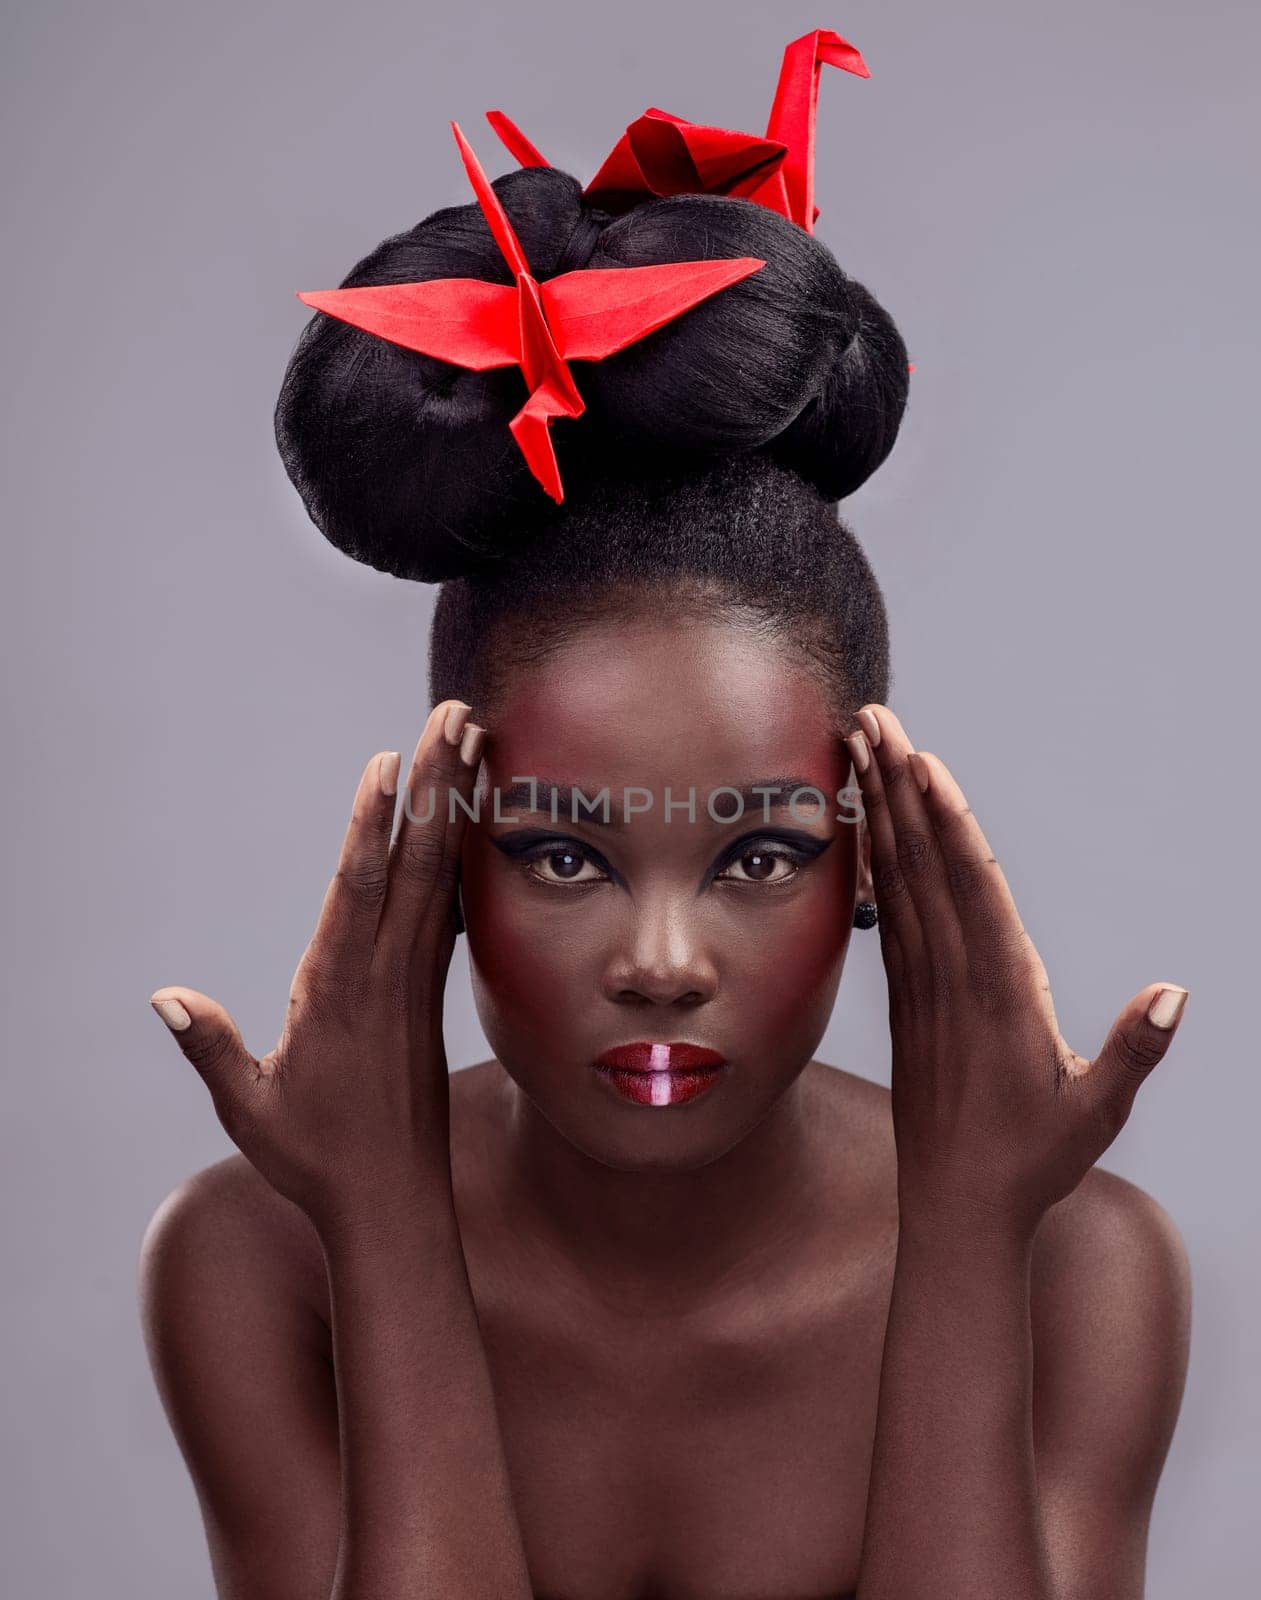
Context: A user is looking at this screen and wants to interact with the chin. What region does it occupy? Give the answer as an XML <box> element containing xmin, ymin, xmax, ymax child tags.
<box><xmin>510</xmin><ymin>1062</ymin><xmax>800</xmax><ymax>1174</ymax></box>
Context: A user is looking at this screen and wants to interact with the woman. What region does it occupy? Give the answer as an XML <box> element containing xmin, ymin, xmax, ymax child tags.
<box><xmin>138</xmin><ymin>32</ymin><xmax>1192</xmax><ymax>1600</ymax></box>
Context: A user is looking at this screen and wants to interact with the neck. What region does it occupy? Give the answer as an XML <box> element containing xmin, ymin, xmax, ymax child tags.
<box><xmin>492</xmin><ymin>1065</ymin><xmax>831</xmax><ymax>1314</ymax></box>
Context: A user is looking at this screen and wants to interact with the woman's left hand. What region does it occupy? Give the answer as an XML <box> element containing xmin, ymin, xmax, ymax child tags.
<box><xmin>845</xmin><ymin>704</ymin><xmax>1189</xmax><ymax>1238</ymax></box>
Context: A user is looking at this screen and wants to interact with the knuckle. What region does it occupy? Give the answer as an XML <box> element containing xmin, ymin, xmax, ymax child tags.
<box><xmin>872</xmin><ymin>859</ymin><xmax>912</xmax><ymax>908</ymax></box>
<box><xmin>1112</xmin><ymin>1027</ymin><xmax>1166</xmax><ymax>1077</ymax></box>
<box><xmin>335</xmin><ymin>861</ymin><xmax>390</xmax><ymax>913</ymax></box>
<box><xmin>298</xmin><ymin>948</ymin><xmax>368</xmax><ymax>1015</ymax></box>
<box><xmin>184</xmin><ymin>1028</ymin><xmax>236</xmax><ymax>1077</ymax></box>
<box><xmin>895</xmin><ymin>828</ymin><xmax>939</xmax><ymax>879</ymax></box>
<box><xmin>414</xmin><ymin>753</ymin><xmax>455</xmax><ymax>800</ymax></box>
<box><xmin>945</xmin><ymin>852</ymin><xmax>990</xmax><ymax>903</ymax></box>
<box><xmin>393</xmin><ymin>828</ymin><xmax>446</xmax><ymax>888</ymax></box>
<box><xmin>398</xmin><ymin>777</ymin><xmax>440</xmax><ymax>825</ymax></box>
<box><xmin>349</xmin><ymin>796</ymin><xmax>388</xmax><ymax>836</ymax></box>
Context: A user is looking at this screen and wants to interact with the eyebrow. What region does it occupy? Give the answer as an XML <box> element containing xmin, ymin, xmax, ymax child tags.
<box><xmin>490</xmin><ymin>777</ymin><xmax>828</xmax><ymax>830</ymax></box>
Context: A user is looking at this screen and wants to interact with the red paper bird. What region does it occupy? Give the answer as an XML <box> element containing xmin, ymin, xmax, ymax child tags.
<box><xmin>295</xmin><ymin>123</ymin><xmax>765</xmax><ymax>503</ymax></box>
<box><xmin>485</xmin><ymin>28</ymin><xmax>869</xmax><ymax>235</ymax></box>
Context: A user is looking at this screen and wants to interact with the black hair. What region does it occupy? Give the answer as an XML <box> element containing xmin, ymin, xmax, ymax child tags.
<box><xmin>274</xmin><ymin>164</ymin><xmax>909</xmax><ymax>722</ymax></box>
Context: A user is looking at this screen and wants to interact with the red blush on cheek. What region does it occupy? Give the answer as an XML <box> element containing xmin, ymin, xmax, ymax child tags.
<box><xmin>737</xmin><ymin>851</ymin><xmax>856</xmax><ymax>1036</ymax></box>
<box><xmin>460</xmin><ymin>848</ymin><xmax>593</xmax><ymax>1043</ymax></box>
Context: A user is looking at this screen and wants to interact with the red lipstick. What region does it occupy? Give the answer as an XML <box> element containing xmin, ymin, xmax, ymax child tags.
<box><xmin>593</xmin><ymin>1042</ymin><xmax>727</xmax><ymax>1107</ymax></box>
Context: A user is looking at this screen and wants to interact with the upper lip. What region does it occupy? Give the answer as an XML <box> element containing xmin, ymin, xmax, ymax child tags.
<box><xmin>594</xmin><ymin>1042</ymin><xmax>727</xmax><ymax>1072</ymax></box>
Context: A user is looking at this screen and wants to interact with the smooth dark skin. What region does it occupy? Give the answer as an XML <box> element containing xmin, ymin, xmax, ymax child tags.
<box><xmin>140</xmin><ymin>610</ymin><xmax>1192</xmax><ymax>1600</ymax></box>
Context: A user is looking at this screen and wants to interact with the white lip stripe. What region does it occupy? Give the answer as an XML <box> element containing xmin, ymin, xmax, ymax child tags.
<box><xmin>651</xmin><ymin>1072</ymin><xmax>671</xmax><ymax>1107</ymax></box>
<box><xmin>650</xmin><ymin>1043</ymin><xmax>671</xmax><ymax>1073</ymax></box>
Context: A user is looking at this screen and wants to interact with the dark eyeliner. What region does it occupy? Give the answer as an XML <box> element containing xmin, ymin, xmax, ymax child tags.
<box><xmin>489</xmin><ymin>829</ymin><xmax>621</xmax><ymax>887</ymax></box>
<box><xmin>707</xmin><ymin>829</ymin><xmax>833</xmax><ymax>887</ymax></box>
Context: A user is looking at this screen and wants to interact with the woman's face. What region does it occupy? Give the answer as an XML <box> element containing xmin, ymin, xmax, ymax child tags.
<box><xmin>458</xmin><ymin>612</ymin><xmax>870</xmax><ymax>1172</ymax></box>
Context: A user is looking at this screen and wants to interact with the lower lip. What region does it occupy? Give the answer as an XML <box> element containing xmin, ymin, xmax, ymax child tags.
<box><xmin>593</xmin><ymin>1065</ymin><xmax>726</xmax><ymax>1107</ymax></box>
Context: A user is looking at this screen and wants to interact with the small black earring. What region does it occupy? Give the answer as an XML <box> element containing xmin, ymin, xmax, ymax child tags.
<box><xmin>853</xmin><ymin>901</ymin><xmax>878</xmax><ymax>929</ymax></box>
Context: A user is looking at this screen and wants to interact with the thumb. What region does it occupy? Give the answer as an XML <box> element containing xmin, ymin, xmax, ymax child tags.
<box><xmin>1089</xmin><ymin>982</ymin><xmax>1189</xmax><ymax>1108</ymax></box>
<box><xmin>149</xmin><ymin>987</ymin><xmax>261</xmax><ymax>1113</ymax></box>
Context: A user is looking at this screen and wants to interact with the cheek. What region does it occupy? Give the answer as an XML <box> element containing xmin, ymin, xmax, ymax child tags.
<box><xmin>727</xmin><ymin>850</ymin><xmax>856</xmax><ymax>1038</ymax></box>
<box><xmin>460</xmin><ymin>843</ymin><xmax>587</xmax><ymax>1035</ymax></box>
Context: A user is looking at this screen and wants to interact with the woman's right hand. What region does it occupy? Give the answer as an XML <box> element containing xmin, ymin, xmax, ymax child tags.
<box><xmin>149</xmin><ymin>698</ymin><xmax>485</xmax><ymax>1240</ymax></box>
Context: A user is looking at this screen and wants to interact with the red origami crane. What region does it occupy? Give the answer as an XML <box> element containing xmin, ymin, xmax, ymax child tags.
<box><xmin>296</xmin><ymin>123</ymin><xmax>765</xmax><ymax>503</ymax></box>
<box><xmin>485</xmin><ymin>28</ymin><xmax>869</xmax><ymax>235</ymax></box>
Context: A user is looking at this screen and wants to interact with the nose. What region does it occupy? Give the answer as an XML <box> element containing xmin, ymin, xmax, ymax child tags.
<box><xmin>601</xmin><ymin>894</ymin><xmax>719</xmax><ymax>1008</ymax></box>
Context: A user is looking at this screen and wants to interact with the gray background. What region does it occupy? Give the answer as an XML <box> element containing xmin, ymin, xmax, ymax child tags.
<box><xmin>3</xmin><ymin>0</ymin><xmax>1257</xmax><ymax>1592</ymax></box>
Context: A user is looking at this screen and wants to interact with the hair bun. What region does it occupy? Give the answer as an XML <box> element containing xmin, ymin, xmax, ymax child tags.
<box><xmin>578</xmin><ymin>194</ymin><xmax>908</xmax><ymax>499</ymax></box>
<box><xmin>274</xmin><ymin>168</ymin><xmax>908</xmax><ymax>583</ymax></box>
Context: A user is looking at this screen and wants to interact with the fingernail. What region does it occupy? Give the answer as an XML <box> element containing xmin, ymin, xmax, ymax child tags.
<box><xmin>379</xmin><ymin>752</ymin><xmax>401</xmax><ymax>797</ymax></box>
<box><xmin>856</xmin><ymin>708</ymin><xmax>881</xmax><ymax>747</ymax></box>
<box><xmin>460</xmin><ymin>722</ymin><xmax>486</xmax><ymax>768</ymax></box>
<box><xmin>908</xmin><ymin>752</ymin><xmax>930</xmax><ymax>794</ymax></box>
<box><xmin>151</xmin><ymin>997</ymin><xmax>191</xmax><ymax>1032</ymax></box>
<box><xmin>847</xmin><ymin>731</ymin><xmax>870</xmax><ymax>774</ymax></box>
<box><xmin>444</xmin><ymin>702</ymin><xmax>472</xmax><ymax>747</ymax></box>
<box><xmin>1147</xmin><ymin>986</ymin><xmax>1189</xmax><ymax>1030</ymax></box>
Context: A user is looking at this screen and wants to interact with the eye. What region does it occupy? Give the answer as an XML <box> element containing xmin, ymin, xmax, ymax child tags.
<box><xmin>520</xmin><ymin>844</ymin><xmax>610</xmax><ymax>887</ymax></box>
<box><xmin>714</xmin><ymin>841</ymin><xmax>811</xmax><ymax>886</ymax></box>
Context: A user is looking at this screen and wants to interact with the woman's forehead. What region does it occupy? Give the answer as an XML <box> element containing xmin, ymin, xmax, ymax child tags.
<box><xmin>487</xmin><ymin>619</ymin><xmax>839</xmax><ymax>784</ymax></box>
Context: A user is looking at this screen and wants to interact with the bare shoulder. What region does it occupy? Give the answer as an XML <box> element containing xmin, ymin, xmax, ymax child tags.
<box><xmin>139</xmin><ymin>1158</ymin><xmax>342</xmax><ymax>1592</ymax></box>
<box><xmin>139</xmin><ymin>1063</ymin><xmax>511</xmax><ymax>1318</ymax></box>
<box><xmin>800</xmin><ymin>1061</ymin><xmax>1192</xmax><ymax>1322</ymax></box>
<box><xmin>799</xmin><ymin>1063</ymin><xmax>1192</xmax><ymax>1368</ymax></box>
<box><xmin>139</xmin><ymin>1152</ymin><xmax>329</xmax><ymax>1332</ymax></box>
<box><xmin>1032</xmin><ymin>1164</ymin><xmax>1192</xmax><ymax>1344</ymax></box>
<box><xmin>1019</xmin><ymin>1168</ymin><xmax>1194</xmax><ymax>1569</ymax></box>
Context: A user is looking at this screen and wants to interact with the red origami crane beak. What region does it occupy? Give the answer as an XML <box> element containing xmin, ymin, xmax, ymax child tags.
<box><xmin>487</xmin><ymin>28</ymin><xmax>869</xmax><ymax>234</ymax></box>
<box><xmin>295</xmin><ymin>124</ymin><xmax>765</xmax><ymax>503</ymax></box>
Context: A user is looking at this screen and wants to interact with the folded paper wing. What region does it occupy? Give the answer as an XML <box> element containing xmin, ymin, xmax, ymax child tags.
<box><xmin>539</xmin><ymin>259</ymin><xmax>766</xmax><ymax>360</ymax></box>
<box><xmin>296</xmin><ymin>122</ymin><xmax>765</xmax><ymax>503</ymax></box>
<box><xmin>296</xmin><ymin>279</ymin><xmax>520</xmax><ymax>370</ymax></box>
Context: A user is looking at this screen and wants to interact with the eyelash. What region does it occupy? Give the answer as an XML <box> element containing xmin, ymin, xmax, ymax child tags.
<box><xmin>510</xmin><ymin>836</ymin><xmax>817</xmax><ymax>891</ymax></box>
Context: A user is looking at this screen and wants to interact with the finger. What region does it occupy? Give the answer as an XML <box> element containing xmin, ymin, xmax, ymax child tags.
<box><xmin>843</xmin><ymin>722</ymin><xmax>923</xmax><ymax>972</ymax></box>
<box><xmin>907</xmin><ymin>750</ymin><xmax>1035</xmax><ymax>983</ymax></box>
<box><xmin>308</xmin><ymin>750</ymin><xmax>401</xmax><ymax>981</ymax></box>
<box><xmin>417</xmin><ymin>727</ymin><xmax>484</xmax><ymax>953</ymax></box>
<box><xmin>1079</xmin><ymin>982</ymin><xmax>1189</xmax><ymax>1117</ymax></box>
<box><xmin>149</xmin><ymin>985</ymin><xmax>263</xmax><ymax>1119</ymax></box>
<box><xmin>858</xmin><ymin>706</ymin><xmax>964</xmax><ymax>965</ymax></box>
<box><xmin>375</xmin><ymin>699</ymin><xmax>480</xmax><ymax>962</ymax></box>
